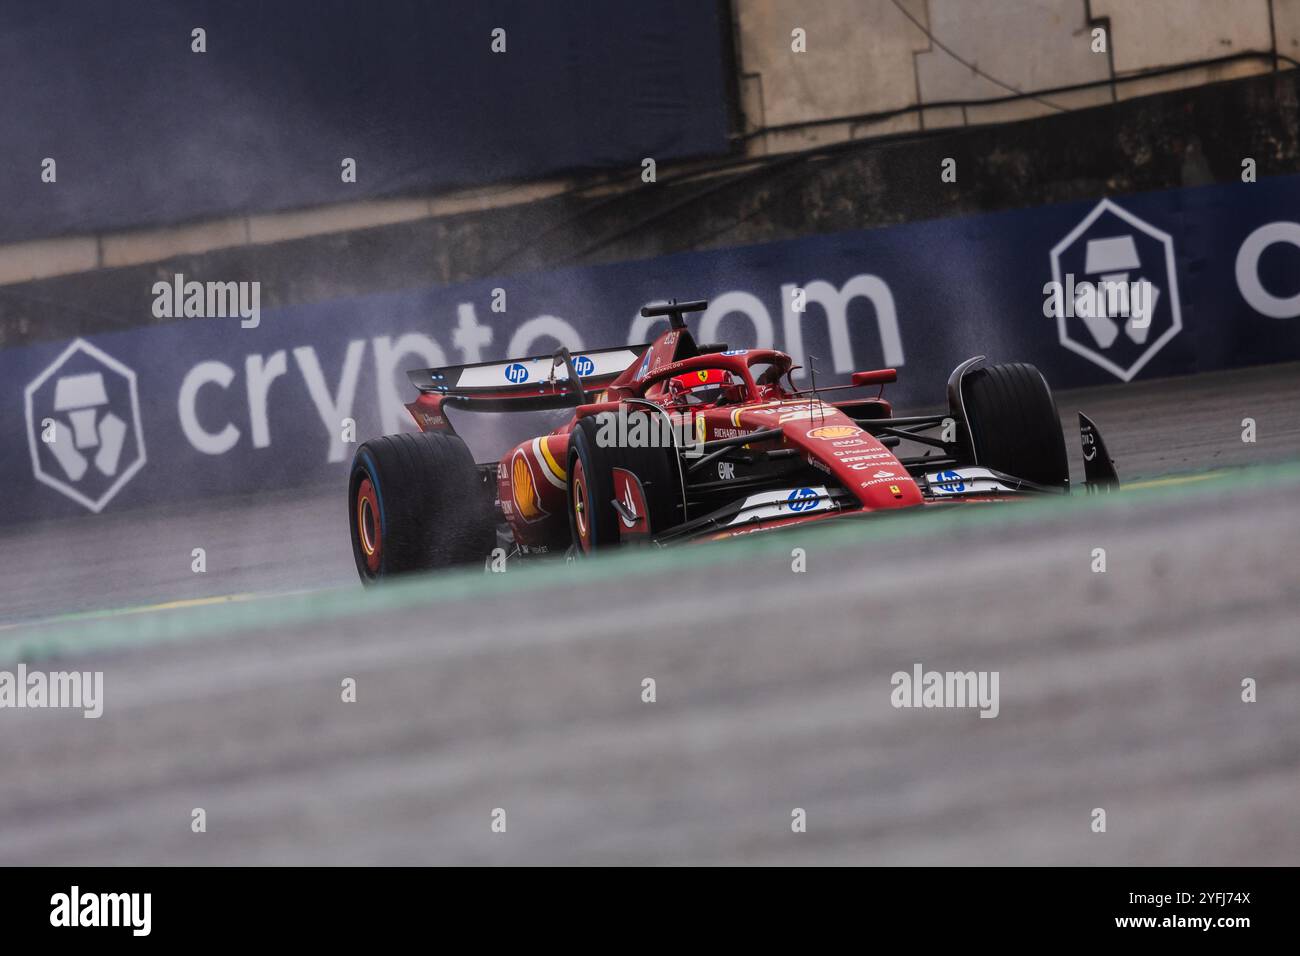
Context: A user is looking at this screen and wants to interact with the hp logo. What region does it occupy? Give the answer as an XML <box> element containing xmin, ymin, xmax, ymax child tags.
<box><xmin>786</xmin><ymin>487</ymin><xmax>819</xmax><ymax>512</ymax></box>
<box><xmin>504</xmin><ymin>363</ymin><xmax>528</xmax><ymax>384</ymax></box>
<box><xmin>934</xmin><ymin>470</ymin><xmax>965</xmax><ymax>492</ymax></box>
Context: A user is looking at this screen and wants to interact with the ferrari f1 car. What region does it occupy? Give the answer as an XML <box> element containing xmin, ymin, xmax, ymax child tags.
<box><xmin>348</xmin><ymin>299</ymin><xmax>1118</xmax><ymax>582</ymax></box>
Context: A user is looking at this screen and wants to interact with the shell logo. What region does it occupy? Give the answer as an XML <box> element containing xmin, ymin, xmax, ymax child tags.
<box><xmin>807</xmin><ymin>425</ymin><xmax>861</xmax><ymax>440</ymax></box>
<box><xmin>512</xmin><ymin>454</ymin><xmax>543</xmax><ymax>520</ymax></box>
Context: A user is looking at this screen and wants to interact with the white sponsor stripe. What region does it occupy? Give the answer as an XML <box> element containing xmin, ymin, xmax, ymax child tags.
<box><xmin>455</xmin><ymin>350</ymin><xmax>639</xmax><ymax>389</ymax></box>
<box><xmin>924</xmin><ymin>467</ymin><xmax>1019</xmax><ymax>496</ymax></box>
<box><xmin>727</xmin><ymin>486</ymin><xmax>839</xmax><ymax>526</ymax></box>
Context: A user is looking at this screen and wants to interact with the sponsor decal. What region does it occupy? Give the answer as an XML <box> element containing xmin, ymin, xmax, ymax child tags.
<box><xmin>24</xmin><ymin>339</ymin><xmax>147</xmax><ymax>513</ymax></box>
<box><xmin>807</xmin><ymin>424</ymin><xmax>861</xmax><ymax>440</ymax></box>
<box><xmin>860</xmin><ymin>475</ymin><xmax>911</xmax><ymax>488</ymax></box>
<box><xmin>933</xmin><ymin>469</ymin><xmax>965</xmax><ymax>492</ymax></box>
<box><xmin>720</xmin><ymin>349</ymin><xmax>748</xmax><ymax>355</ymax></box>
<box><xmin>833</xmin><ymin>450</ymin><xmax>892</xmax><ymax>461</ymax></box>
<box><xmin>695</xmin><ymin>414</ymin><xmax>707</xmax><ymax>446</ymax></box>
<box><xmin>511</xmin><ymin>452</ymin><xmax>546</xmax><ymax>520</ymax></box>
<box><xmin>504</xmin><ymin>362</ymin><xmax>529</xmax><ymax>384</ymax></box>
<box><xmin>1237</xmin><ymin>221</ymin><xmax>1300</xmax><ymax>319</ymax></box>
<box><xmin>620</xmin><ymin>482</ymin><xmax>638</xmax><ymax>527</ymax></box>
<box><xmin>718</xmin><ymin>460</ymin><xmax>737</xmax><ymax>480</ymax></box>
<box><xmin>785</xmin><ymin>487</ymin><xmax>820</xmax><ymax>512</ymax></box>
<box><xmin>778</xmin><ymin>403</ymin><xmax>830</xmax><ymax>424</ymax></box>
<box><xmin>611</xmin><ymin>468</ymin><xmax>645</xmax><ymax>531</ymax></box>
<box><xmin>536</xmin><ymin>436</ymin><xmax>567</xmax><ymax>485</ymax></box>
<box><xmin>726</xmin><ymin>485</ymin><xmax>837</xmax><ymax>526</ymax></box>
<box><xmin>1048</xmin><ymin>198</ymin><xmax>1183</xmax><ymax>382</ymax></box>
<box><xmin>572</xmin><ymin>354</ymin><xmax>595</xmax><ymax>377</ymax></box>
<box><xmin>923</xmin><ymin>467</ymin><xmax>1015</xmax><ymax>496</ymax></box>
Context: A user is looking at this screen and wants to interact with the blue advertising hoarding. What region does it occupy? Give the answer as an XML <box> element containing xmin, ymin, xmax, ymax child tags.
<box><xmin>3</xmin><ymin>175</ymin><xmax>1298</xmax><ymax>521</ymax></box>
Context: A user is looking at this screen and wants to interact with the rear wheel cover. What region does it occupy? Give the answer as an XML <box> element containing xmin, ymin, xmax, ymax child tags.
<box><xmin>355</xmin><ymin>476</ymin><xmax>382</xmax><ymax>574</ymax></box>
<box><xmin>346</xmin><ymin>432</ymin><xmax>494</xmax><ymax>584</ymax></box>
<box><xmin>571</xmin><ymin>458</ymin><xmax>593</xmax><ymax>553</ymax></box>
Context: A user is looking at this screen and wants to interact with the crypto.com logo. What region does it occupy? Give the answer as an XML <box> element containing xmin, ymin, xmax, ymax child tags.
<box><xmin>1049</xmin><ymin>199</ymin><xmax>1183</xmax><ymax>381</ymax></box>
<box><xmin>24</xmin><ymin>339</ymin><xmax>146</xmax><ymax>513</ymax></box>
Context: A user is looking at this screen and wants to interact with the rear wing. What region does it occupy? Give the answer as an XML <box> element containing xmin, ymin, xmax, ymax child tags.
<box><xmin>406</xmin><ymin>343</ymin><xmax>649</xmax><ymax>412</ymax></box>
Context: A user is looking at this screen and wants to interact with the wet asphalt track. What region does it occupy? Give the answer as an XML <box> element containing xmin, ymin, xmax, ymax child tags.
<box><xmin>0</xmin><ymin>362</ymin><xmax>1297</xmax><ymax>865</ymax></box>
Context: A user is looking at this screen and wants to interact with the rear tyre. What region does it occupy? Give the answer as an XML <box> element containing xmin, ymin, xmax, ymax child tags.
<box><xmin>960</xmin><ymin>362</ymin><xmax>1069</xmax><ymax>489</ymax></box>
<box><xmin>567</xmin><ymin>412</ymin><xmax>682</xmax><ymax>554</ymax></box>
<box><xmin>348</xmin><ymin>432</ymin><xmax>495</xmax><ymax>584</ymax></box>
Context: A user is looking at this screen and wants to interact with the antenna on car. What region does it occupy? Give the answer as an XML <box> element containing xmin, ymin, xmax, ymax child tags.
<box><xmin>639</xmin><ymin>298</ymin><xmax>709</xmax><ymax>330</ymax></box>
<box><xmin>808</xmin><ymin>353</ymin><xmax>826</xmax><ymax>426</ymax></box>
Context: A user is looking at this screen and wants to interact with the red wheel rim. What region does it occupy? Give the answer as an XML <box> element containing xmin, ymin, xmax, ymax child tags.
<box><xmin>356</xmin><ymin>477</ymin><xmax>381</xmax><ymax>573</ymax></box>
<box><xmin>572</xmin><ymin>459</ymin><xmax>592</xmax><ymax>553</ymax></box>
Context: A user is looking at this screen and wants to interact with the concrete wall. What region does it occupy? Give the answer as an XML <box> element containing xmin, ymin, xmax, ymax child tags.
<box><xmin>735</xmin><ymin>0</ymin><xmax>1296</xmax><ymax>145</ymax></box>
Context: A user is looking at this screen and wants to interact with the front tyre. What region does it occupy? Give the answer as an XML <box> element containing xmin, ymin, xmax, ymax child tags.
<box><xmin>566</xmin><ymin>412</ymin><xmax>682</xmax><ymax>555</ymax></box>
<box><xmin>960</xmin><ymin>362</ymin><xmax>1069</xmax><ymax>489</ymax></box>
<box><xmin>348</xmin><ymin>432</ymin><xmax>495</xmax><ymax>584</ymax></box>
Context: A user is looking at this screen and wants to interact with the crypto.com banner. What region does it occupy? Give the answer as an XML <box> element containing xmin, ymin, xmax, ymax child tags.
<box><xmin>3</xmin><ymin>175</ymin><xmax>1299</xmax><ymax>520</ymax></box>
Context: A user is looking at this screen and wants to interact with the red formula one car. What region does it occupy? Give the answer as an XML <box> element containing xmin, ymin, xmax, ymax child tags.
<box><xmin>347</xmin><ymin>299</ymin><xmax>1118</xmax><ymax>582</ymax></box>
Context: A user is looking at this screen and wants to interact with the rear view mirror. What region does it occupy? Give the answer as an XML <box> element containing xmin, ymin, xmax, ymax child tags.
<box><xmin>851</xmin><ymin>369</ymin><xmax>898</xmax><ymax>387</ymax></box>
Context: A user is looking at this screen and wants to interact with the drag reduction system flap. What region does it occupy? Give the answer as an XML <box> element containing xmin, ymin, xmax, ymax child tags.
<box><xmin>407</xmin><ymin>343</ymin><xmax>648</xmax><ymax>402</ymax></box>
